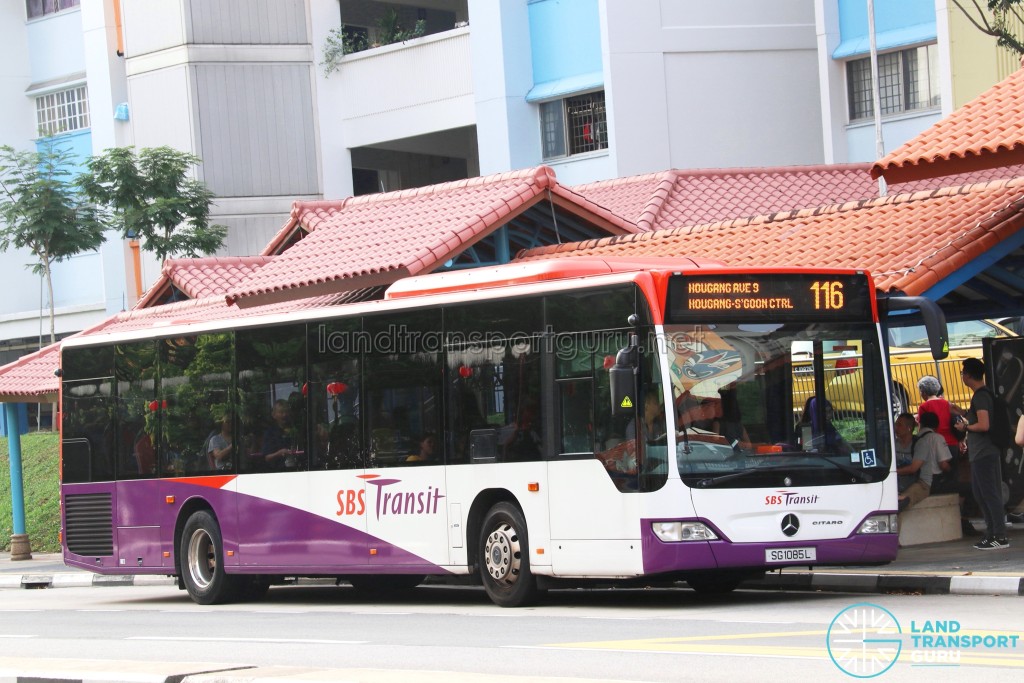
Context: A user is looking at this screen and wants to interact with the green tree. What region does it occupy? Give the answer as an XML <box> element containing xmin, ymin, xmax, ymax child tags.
<box><xmin>953</xmin><ymin>0</ymin><xmax>1024</xmax><ymax>54</ymax></box>
<box><xmin>79</xmin><ymin>146</ymin><xmax>227</xmax><ymax>263</ymax></box>
<box><xmin>0</xmin><ymin>142</ymin><xmax>106</xmax><ymax>342</ymax></box>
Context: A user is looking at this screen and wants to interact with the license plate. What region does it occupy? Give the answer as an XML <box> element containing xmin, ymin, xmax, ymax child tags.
<box><xmin>765</xmin><ymin>547</ymin><xmax>816</xmax><ymax>563</ymax></box>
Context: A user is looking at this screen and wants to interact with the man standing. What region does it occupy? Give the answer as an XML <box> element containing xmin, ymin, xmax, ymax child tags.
<box><xmin>956</xmin><ymin>358</ymin><xmax>1009</xmax><ymax>549</ymax></box>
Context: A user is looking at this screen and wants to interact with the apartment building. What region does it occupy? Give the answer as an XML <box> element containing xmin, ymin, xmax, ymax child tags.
<box><xmin>0</xmin><ymin>0</ymin><xmax>1018</xmax><ymax>377</ymax></box>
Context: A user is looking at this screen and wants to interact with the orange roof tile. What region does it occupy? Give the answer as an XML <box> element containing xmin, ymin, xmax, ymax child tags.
<box><xmin>872</xmin><ymin>67</ymin><xmax>1024</xmax><ymax>183</ymax></box>
<box><xmin>227</xmin><ymin>166</ymin><xmax>638</xmax><ymax>307</ymax></box>
<box><xmin>517</xmin><ymin>177</ymin><xmax>1024</xmax><ymax>297</ymax></box>
<box><xmin>135</xmin><ymin>256</ymin><xmax>273</xmax><ymax>309</ymax></box>
<box><xmin>0</xmin><ymin>344</ymin><xmax>59</xmax><ymax>401</ymax></box>
<box><xmin>572</xmin><ymin>165</ymin><xmax>884</xmax><ymax>231</ymax></box>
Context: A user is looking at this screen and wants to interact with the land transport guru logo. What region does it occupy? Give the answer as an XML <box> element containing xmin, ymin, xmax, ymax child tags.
<box><xmin>827</xmin><ymin>602</ymin><xmax>1021</xmax><ymax>677</ymax></box>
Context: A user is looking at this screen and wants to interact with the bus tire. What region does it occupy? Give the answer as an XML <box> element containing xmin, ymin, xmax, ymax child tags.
<box><xmin>180</xmin><ymin>510</ymin><xmax>235</xmax><ymax>605</ymax></box>
<box><xmin>479</xmin><ymin>502</ymin><xmax>537</xmax><ymax>607</ymax></box>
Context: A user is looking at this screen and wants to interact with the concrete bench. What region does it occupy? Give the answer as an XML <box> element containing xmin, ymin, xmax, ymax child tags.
<box><xmin>898</xmin><ymin>493</ymin><xmax>962</xmax><ymax>547</ymax></box>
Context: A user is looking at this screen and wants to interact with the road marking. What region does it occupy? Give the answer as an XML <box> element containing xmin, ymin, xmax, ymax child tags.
<box><xmin>127</xmin><ymin>636</ymin><xmax>367</xmax><ymax>645</ymax></box>
<box><xmin>525</xmin><ymin>629</ymin><xmax>1024</xmax><ymax>669</ymax></box>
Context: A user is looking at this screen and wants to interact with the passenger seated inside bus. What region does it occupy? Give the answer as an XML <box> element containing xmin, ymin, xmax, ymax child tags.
<box><xmin>502</xmin><ymin>400</ymin><xmax>542</xmax><ymax>461</ymax></box>
<box><xmin>205</xmin><ymin>414</ymin><xmax>233</xmax><ymax>471</ymax></box>
<box><xmin>406</xmin><ymin>432</ymin><xmax>438</xmax><ymax>463</ymax></box>
<box><xmin>675</xmin><ymin>393</ymin><xmax>727</xmax><ymax>444</ymax></box>
<box><xmin>599</xmin><ymin>390</ymin><xmax>668</xmax><ymax>477</ymax></box>
<box><xmin>132</xmin><ymin>430</ymin><xmax>156</xmax><ymax>475</ymax></box>
<box><xmin>713</xmin><ymin>388</ymin><xmax>751</xmax><ymax>451</ymax></box>
<box><xmin>625</xmin><ymin>390</ymin><xmax>666</xmax><ymax>443</ymax></box>
<box><xmin>261</xmin><ymin>399</ymin><xmax>299</xmax><ymax>468</ymax></box>
<box><xmin>796</xmin><ymin>397</ymin><xmax>852</xmax><ymax>456</ymax></box>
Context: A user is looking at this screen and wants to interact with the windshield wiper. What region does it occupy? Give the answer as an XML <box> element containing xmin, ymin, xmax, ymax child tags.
<box><xmin>818</xmin><ymin>455</ymin><xmax>874</xmax><ymax>483</ymax></box>
<box><xmin>695</xmin><ymin>464</ymin><xmax>794</xmax><ymax>488</ymax></box>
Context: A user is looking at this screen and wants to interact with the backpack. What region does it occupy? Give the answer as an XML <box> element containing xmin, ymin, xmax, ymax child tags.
<box><xmin>950</xmin><ymin>412</ymin><xmax>967</xmax><ymax>442</ymax></box>
<box><xmin>978</xmin><ymin>386</ymin><xmax>1012</xmax><ymax>451</ymax></box>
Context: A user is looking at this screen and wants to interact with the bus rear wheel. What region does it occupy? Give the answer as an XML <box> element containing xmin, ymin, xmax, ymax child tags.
<box><xmin>479</xmin><ymin>502</ymin><xmax>537</xmax><ymax>607</ymax></box>
<box><xmin>180</xmin><ymin>510</ymin><xmax>234</xmax><ymax>605</ymax></box>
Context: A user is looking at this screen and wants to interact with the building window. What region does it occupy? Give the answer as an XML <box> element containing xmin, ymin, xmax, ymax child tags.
<box><xmin>26</xmin><ymin>0</ymin><xmax>79</xmax><ymax>19</ymax></box>
<box><xmin>846</xmin><ymin>44</ymin><xmax>939</xmax><ymax>122</ymax></box>
<box><xmin>540</xmin><ymin>90</ymin><xmax>608</xmax><ymax>160</ymax></box>
<box><xmin>35</xmin><ymin>85</ymin><xmax>90</xmax><ymax>137</ymax></box>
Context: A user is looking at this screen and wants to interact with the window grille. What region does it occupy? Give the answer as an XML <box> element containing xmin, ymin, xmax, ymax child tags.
<box><xmin>845</xmin><ymin>44</ymin><xmax>939</xmax><ymax>122</ymax></box>
<box><xmin>26</xmin><ymin>0</ymin><xmax>79</xmax><ymax>20</ymax></box>
<box><xmin>35</xmin><ymin>85</ymin><xmax>90</xmax><ymax>137</ymax></box>
<box><xmin>540</xmin><ymin>90</ymin><xmax>608</xmax><ymax>160</ymax></box>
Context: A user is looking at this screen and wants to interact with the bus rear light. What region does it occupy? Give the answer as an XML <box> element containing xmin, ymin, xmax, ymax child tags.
<box><xmin>652</xmin><ymin>521</ymin><xmax>718</xmax><ymax>542</ymax></box>
<box><xmin>857</xmin><ymin>513</ymin><xmax>898</xmax><ymax>534</ymax></box>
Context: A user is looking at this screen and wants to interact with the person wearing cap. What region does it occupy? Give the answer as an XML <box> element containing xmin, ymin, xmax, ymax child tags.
<box><xmin>956</xmin><ymin>358</ymin><xmax>1009</xmax><ymax>550</ymax></box>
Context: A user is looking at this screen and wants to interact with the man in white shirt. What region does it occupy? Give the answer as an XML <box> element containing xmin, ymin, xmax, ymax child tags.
<box><xmin>897</xmin><ymin>411</ymin><xmax>952</xmax><ymax>511</ymax></box>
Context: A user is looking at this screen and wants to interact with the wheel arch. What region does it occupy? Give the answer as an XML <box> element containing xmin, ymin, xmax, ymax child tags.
<box><xmin>466</xmin><ymin>488</ymin><xmax>520</xmax><ymax>570</ymax></box>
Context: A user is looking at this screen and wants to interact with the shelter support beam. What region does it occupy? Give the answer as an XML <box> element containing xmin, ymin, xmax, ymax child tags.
<box><xmin>5</xmin><ymin>403</ymin><xmax>31</xmax><ymax>560</ymax></box>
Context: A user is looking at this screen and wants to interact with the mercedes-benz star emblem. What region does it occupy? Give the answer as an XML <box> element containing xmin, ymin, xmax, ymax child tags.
<box><xmin>781</xmin><ymin>514</ymin><xmax>800</xmax><ymax>537</ymax></box>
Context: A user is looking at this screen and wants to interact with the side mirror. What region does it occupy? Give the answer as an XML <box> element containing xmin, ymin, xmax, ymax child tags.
<box><xmin>885</xmin><ymin>295</ymin><xmax>949</xmax><ymax>361</ymax></box>
<box><xmin>609</xmin><ymin>335</ymin><xmax>639</xmax><ymax>416</ymax></box>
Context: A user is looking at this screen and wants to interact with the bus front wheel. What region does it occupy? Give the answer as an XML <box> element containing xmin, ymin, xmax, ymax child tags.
<box><xmin>478</xmin><ymin>502</ymin><xmax>538</xmax><ymax>607</ymax></box>
<box><xmin>180</xmin><ymin>510</ymin><xmax>234</xmax><ymax>605</ymax></box>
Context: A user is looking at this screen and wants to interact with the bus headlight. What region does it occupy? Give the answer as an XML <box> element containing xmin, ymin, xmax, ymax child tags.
<box><xmin>652</xmin><ymin>521</ymin><xmax>718</xmax><ymax>542</ymax></box>
<box><xmin>857</xmin><ymin>513</ymin><xmax>899</xmax><ymax>534</ymax></box>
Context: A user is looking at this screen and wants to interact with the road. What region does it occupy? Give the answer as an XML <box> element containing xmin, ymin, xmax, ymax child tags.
<box><xmin>1</xmin><ymin>582</ymin><xmax>1022</xmax><ymax>682</ymax></box>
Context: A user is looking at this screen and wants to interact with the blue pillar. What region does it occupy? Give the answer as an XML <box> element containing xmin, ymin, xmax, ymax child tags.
<box><xmin>5</xmin><ymin>402</ymin><xmax>32</xmax><ymax>560</ymax></box>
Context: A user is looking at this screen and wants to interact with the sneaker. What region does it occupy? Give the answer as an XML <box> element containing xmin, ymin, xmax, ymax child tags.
<box><xmin>1008</xmin><ymin>511</ymin><xmax>1024</xmax><ymax>524</ymax></box>
<box><xmin>975</xmin><ymin>537</ymin><xmax>1010</xmax><ymax>550</ymax></box>
<box><xmin>973</xmin><ymin>536</ymin><xmax>994</xmax><ymax>549</ymax></box>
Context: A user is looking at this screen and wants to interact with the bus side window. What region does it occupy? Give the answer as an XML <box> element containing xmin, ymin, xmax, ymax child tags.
<box><xmin>558</xmin><ymin>377</ymin><xmax>593</xmax><ymax>453</ymax></box>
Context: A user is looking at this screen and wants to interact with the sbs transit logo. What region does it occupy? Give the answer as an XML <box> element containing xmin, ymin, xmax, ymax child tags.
<box><xmin>335</xmin><ymin>474</ymin><xmax>445</xmax><ymax>519</ymax></box>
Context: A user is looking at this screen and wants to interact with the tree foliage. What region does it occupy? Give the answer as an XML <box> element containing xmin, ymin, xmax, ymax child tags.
<box><xmin>0</xmin><ymin>142</ymin><xmax>106</xmax><ymax>342</ymax></box>
<box><xmin>79</xmin><ymin>146</ymin><xmax>227</xmax><ymax>263</ymax></box>
<box><xmin>953</xmin><ymin>0</ymin><xmax>1024</xmax><ymax>55</ymax></box>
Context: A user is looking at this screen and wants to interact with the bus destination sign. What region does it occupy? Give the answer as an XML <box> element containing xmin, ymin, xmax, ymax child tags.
<box><xmin>667</xmin><ymin>273</ymin><xmax>871</xmax><ymax>323</ymax></box>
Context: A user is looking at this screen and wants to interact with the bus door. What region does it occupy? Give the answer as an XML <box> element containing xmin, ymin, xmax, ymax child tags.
<box><xmin>361</xmin><ymin>371</ymin><xmax>449</xmax><ymax>569</ymax></box>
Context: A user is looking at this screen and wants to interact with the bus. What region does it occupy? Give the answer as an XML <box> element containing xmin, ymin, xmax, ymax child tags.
<box><xmin>58</xmin><ymin>258</ymin><xmax>947</xmax><ymax>606</ymax></box>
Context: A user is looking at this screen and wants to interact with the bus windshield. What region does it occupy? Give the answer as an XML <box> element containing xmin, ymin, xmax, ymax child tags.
<box><xmin>664</xmin><ymin>320</ymin><xmax>889</xmax><ymax>488</ymax></box>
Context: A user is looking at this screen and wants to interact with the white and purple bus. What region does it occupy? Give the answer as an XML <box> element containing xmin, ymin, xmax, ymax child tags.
<box><xmin>59</xmin><ymin>258</ymin><xmax>947</xmax><ymax>606</ymax></box>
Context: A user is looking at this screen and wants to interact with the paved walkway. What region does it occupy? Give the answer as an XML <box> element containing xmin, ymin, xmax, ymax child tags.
<box><xmin>3</xmin><ymin>521</ymin><xmax>1022</xmax><ymax>597</ymax></box>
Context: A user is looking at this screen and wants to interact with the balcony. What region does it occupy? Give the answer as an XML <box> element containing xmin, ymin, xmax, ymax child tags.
<box><xmin>328</xmin><ymin>26</ymin><xmax>474</xmax><ymax>147</ymax></box>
